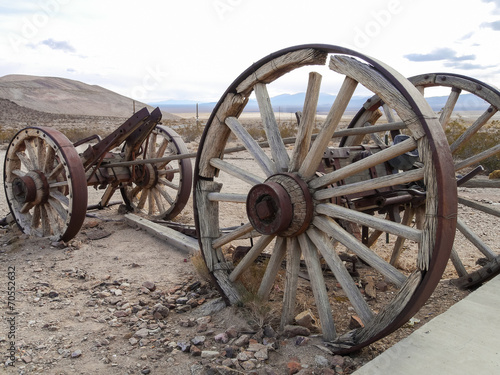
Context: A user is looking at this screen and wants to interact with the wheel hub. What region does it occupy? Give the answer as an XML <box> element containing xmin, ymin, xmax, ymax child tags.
<box><xmin>134</xmin><ymin>164</ymin><xmax>158</xmax><ymax>188</ymax></box>
<box><xmin>11</xmin><ymin>171</ymin><xmax>49</xmax><ymax>205</ymax></box>
<box><xmin>246</xmin><ymin>173</ymin><xmax>314</xmax><ymax>237</ymax></box>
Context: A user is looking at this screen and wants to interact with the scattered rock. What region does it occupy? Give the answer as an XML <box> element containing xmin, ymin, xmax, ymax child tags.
<box><xmin>190</xmin><ymin>345</ymin><xmax>202</xmax><ymax>356</ymax></box>
<box><xmin>71</xmin><ymin>349</ymin><xmax>82</xmax><ymax>358</ymax></box>
<box><xmin>142</xmin><ymin>281</ymin><xmax>156</xmax><ymax>291</ymax></box>
<box><xmin>294</xmin><ymin>310</ymin><xmax>319</xmax><ymax>331</ymax></box>
<box><xmin>349</xmin><ymin>315</ymin><xmax>364</xmax><ymax>329</ymax></box>
<box><xmin>287</xmin><ymin>358</ymin><xmax>302</xmax><ymax>375</ymax></box>
<box><xmin>215</xmin><ymin>332</ymin><xmax>229</xmax><ymax>344</ymax></box>
<box><xmin>234</xmin><ymin>334</ymin><xmax>250</xmax><ymax>347</ymax></box>
<box><xmin>315</xmin><ymin>355</ymin><xmax>330</xmax><ymax>367</ymax></box>
<box><xmin>134</xmin><ymin>328</ymin><xmax>150</xmax><ymax>338</ymax></box>
<box><xmin>282</xmin><ymin>325</ymin><xmax>311</xmax><ymax>338</ymax></box>
<box><xmin>201</xmin><ymin>350</ymin><xmax>220</xmax><ymax>359</ymax></box>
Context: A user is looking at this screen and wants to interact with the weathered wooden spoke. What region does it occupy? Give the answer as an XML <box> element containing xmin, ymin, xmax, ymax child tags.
<box><xmin>194</xmin><ymin>45</ymin><xmax>456</xmax><ymax>353</ymax></box>
<box><xmin>4</xmin><ymin>127</ymin><xmax>87</xmax><ymax>241</ymax></box>
<box><xmin>121</xmin><ymin>125</ymin><xmax>192</xmax><ymax>220</ymax></box>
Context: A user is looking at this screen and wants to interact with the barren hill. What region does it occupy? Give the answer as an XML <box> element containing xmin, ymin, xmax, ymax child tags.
<box><xmin>0</xmin><ymin>74</ymin><xmax>180</xmax><ymax>120</ymax></box>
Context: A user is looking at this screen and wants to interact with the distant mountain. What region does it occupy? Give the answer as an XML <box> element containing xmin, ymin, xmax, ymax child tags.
<box><xmin>153</xmin><ymin>92</ymin><xmax>488</xmax><ymax>115</ymax></box>
<box><xmin>0</xmin><ymin>74</ymin><xmax>180</xmax><ymax>120</ymax></box>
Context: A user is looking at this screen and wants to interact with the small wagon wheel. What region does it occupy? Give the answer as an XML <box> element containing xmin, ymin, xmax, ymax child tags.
<box><xmin>343</xmin><ymin>73</ymin><xmax>500</xmax><ymax>289</ymax></box>
<box><xmin>193</xmin><ymin>44</ymin><xmax>457</xmax><ymax>352</ymax></box>
<box><xmin>121</xmin><ymin>125</ymin><xmax>192</xmax><ymax>220</ymax></box>
<box><xmin>3</xmin><ymin>127</ymin><xmax>87</xmax><ymax>242</ymax></box>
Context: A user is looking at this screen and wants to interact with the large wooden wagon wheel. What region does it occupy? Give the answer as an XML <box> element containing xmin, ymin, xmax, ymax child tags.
<box><xmin>3</xmin><ymin>127</ymin><xmax>87</xmax><ymax>242</ymax></box>
<box><xmin>121</xmin><ymin>125</ymin><xmax>192</xmax><ymax>220</ymax></box>
<box><xmin>193</xmin><ymin>44</ymin><xmax>457</xmax><ymax>352</ymax></box>
<box><xmin>342</xmin><ymin>74</ymin><xmax>500</xmax><ymax>289</ymax></box>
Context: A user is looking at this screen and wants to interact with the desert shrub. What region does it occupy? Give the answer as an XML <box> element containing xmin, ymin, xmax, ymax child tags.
<box><xmin>175</xmin><ymin>122</ymin><xmax>204</xmax><ymax>143</ymax></box>
<box><xmin>445</xmin><ymin>117</ymin><xmax>500</xmax><ymax>172</ymax></box>
<box><xmin>0</xmin><ymin>126</ymin><xmax>18</xmax><ymax>143</ymax></box>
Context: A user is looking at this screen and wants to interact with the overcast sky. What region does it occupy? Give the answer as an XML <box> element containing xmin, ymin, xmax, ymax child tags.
<box><xmin>1</xmin><ymin>0</ymin><xmax>499</xmax><ymax>104</ymax></box>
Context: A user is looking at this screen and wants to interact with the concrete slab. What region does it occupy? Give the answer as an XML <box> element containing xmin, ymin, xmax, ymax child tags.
<box><xmin>353</xmin><ymin>275</ymin><xmax>500</xmax><ymax>374</ymax></box>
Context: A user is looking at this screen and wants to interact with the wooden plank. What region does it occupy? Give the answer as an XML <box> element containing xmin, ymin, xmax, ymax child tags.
<box><xmin>307</xmin><ymin>228</ymin><xmax>374</xmax><ymax>324</ymax></box>
<box><xmin>225</xmin><ymin>116</ymin><xmax>276</xmax><ymax>176</ymax></box>
<box><xmin>460</xmin><ymin>178</ymin><xmax>500</xmax><ymax>188</ymax></box>
<box><xmin>255</xmin><ymin>83</ymin><xmax>289</xmax><ymax>171</ymax></box>
<box><xmin>236</xmin><ymin>48</ymin><xmax>328</xmax><ymax>96</ymax></box>
<box><xmin>281</xmin><ymin>237</ymin><xmax>301</xmax><ymax>330</ymax></box>
<box><xmin>458</xmin><ymin>196</ymin><xmax>500</xmax><ymax>218</ymax></box>
<box><xmin>316</xmin><ymin>203</ymin><xmax>422</xmax><ymax>243</ymax></box>
<box><xmin>124</xmin><ymin>213</ymin><xmax>199</xmax><ymax>254</ymax></box>
<box><xmin>456</xmin><ymin>217</ymin><xmax>497</xmax><ymax>260</ymax></box>
<box><xmin>309</xmin><ymin>137</ymin><xmax>418</xmax><ymax>189</ymax></box>
<box><xmin>289</xmin><ymin>72</ymin><xmax>322</xmax><ymax>172</ymax></box>
<box><xmin>298</xmin><ymin>76</ymin><xmax>358</xmax><ymax>179</ymax></box>
<box><xmin>258</xmin><ymin>236</ymin><xmax>287</xmax><ymax>299</ymax></box>
<box><xmin>298</xmin><ymin>233</ymin><xmax>337</xmax><ymax>340</ymax></box>
<box><xmin>207</xmin><ymin>192</ymin><xmax>247</xmax><ymax>203</ymax></box>
<box><xmin>450</xmin><ymin>107</ymin><xmax>497</xmax><ymax>153</ymax></box>
<box><xmin>313</xmin><ymin>216</ymin><xmax>406</xmax><ymax>287</ymax></box>
<box><xmin>210</xmin><ymin>157</ymin><xmax>264</xmax><ymax>186</ymax></box>
<box><xmin>313</xmin><ymin>168</ymin><xmax>424</xmax><ymax>201</ymax></box>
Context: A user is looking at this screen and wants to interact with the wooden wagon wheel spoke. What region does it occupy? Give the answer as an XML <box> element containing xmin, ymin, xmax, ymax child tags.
<box><xmin>121</xmin><ymin>125</ymin><xmax>192</xmax><ymax>220</ymax></box>
<box><xmin>225</xmin><ymin>116</ymin><xmax>276</xmax><ymax>176</ymax></box>
<box><xmin>194</xmin><ymin>45</ymin><xmax>456</xmax><ymax>353</ymax></box>
<box><xmin>210</xmin><ymin>158</ymin><xmax>264</xmax><ymax>186</ymax></box>
<box><xmin>255</xmin><ymin>83</ymin><xmax>289</xmax><ymax>171</ymax></box>
<box><xmin>4</xmin><ymin>127</ymin><xmax>87</xmax><ymax>241</ymax></box>
<box><xmin>299</xmin><ymin>76</ymin><xmax>358</xmax><ymax>179</ymax></box>
<box><xmin>289</xmin><ymin>72</ymin><xmax>322</xmax><ymax>172</ymax></box>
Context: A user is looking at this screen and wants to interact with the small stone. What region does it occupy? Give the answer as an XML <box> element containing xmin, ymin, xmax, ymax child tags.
<box><xmin>142</xmin><ymin>281</ymin><xmax>156</xmax><ymax>291</ymax></box>
<box><xmin>71</xmin><ymin>349</ymin><xmax>82</xmax><ymax>358</ymax></box>
<box><xmin>141</xmin><ymin>368</ymin><xmax>151</xmax><ymax>374</ymax></box>
<box><xmin>176</xmin><ymin>305</ymin><xmax>191</xmax><ymax>313</ymax></box>
<box><xmin>48</xmin><ymin>291</ymin><xmax>59</xmax><ymax>298</ymax></box>
<box><xmin>263</xmin><ymin>325</ymin><xmax>277</xmax><ymax>338</ymax></box>
<box><xmin>349</xmin><ymin>315</ymin><xmax>364</xmax><ymax>329</ymax></box>
<box><xmin>376</xmin><ymin>281</ymin><xmax>388</xmax><ymax>292</ymax></box>
<box><xmin>114</xmin><ymin>310</ymin><xmax>130</xmax><ymax>318</ymax></box>
<box><xmin>177</xmin><ymin>341</ymin><xmax>191</xmax><ymax>352</ymax></box>
<box><xmin>225</xmin><ymin>326</ymin><xmax>238</xmax><ymax>338</ymax></box>
<box><xmin>201</xmin><ymin>350</ymin><xmax>220</xmax><ymax>359</ymax></box>
<box><xmin>295</xmin><ymin>310</ymin><xmax>319</xmax><ymax>331</ymax></box>
<box><xmin>191</xmin><ymin>336</ymin><xmax>206</xmax><ymax>345</ymax></box>
<box><xmin>113</xmin><ymin>289</ymin><xmax>123</xmax><ymax>296</ymax></box>
<box><xmin>282</xmin><ymin>325</ymin><xmax>310</xmax><ymax>338</ymax></box>
<box><xmin>21</xmin><ymin>355</ymin><xmax>32</xmax><ymax>363</ymax></box>
<box><xmin>236</xmin><ymin>351</ymin><xmax>253</xmax><ymax>361</ymax></box>
<box><xmin>254</xmin><ymin>348</ymin><xmax>268</xmax><ymax>361</ymax></box>
<box><xmin>129</xmin><ymin>338</ymin><xmax>138</xmax><ymax>345</ymax></box>
<box><xmin>215</xmin><ymin>332</ymin><xmax>229</xmax><ymax>344</ymax></box>
<box><xmin>190</xmin><ymin>345</ymin><xmax>202</xmax><ymax>356</ymax></box>
<box><xmin>287</xmin><ymin>359</ymin><xmax>302</xmax><ymax>375</ymax></box>
<box><xmin>222</xmin><ymin>346</ymin><xmax>236</xmax><ymax>358</ymax></box>
<box><xmin>331</xmin><ymin>355</ymin><xmax>345</xmax><ymax>367</ymax></box>
<box><xmin>295</xmin><ymin>336</ymin><xmax>310</xmax><ymax>346</ymax></box>
<box><xmin>315</xmin><ymin>355</ymin><xmax>329</xmax><ymax>367</ymax></box>
<box><xmin>248</xmin><ymin>340</ymin><xmax>267</xmax><ymax>352</ymax></box>
<box><xmin>134</xmin><ymin>328</ymin><xmax>149</xmax><ymax>338</ymax></box>
<box><xmin>240</xmin><ymin>360</ymin><xmax>256</xmax><ymax>370</ymax></box>
<box><xmin>233</xmin><ymin>334</ymin><xmax>250</xmax><ymax>347</ymax></box>
<box><xmin>176</xmin><ymin>296</ymin><xmax>189</xmax><ymax>304</ymax></box>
